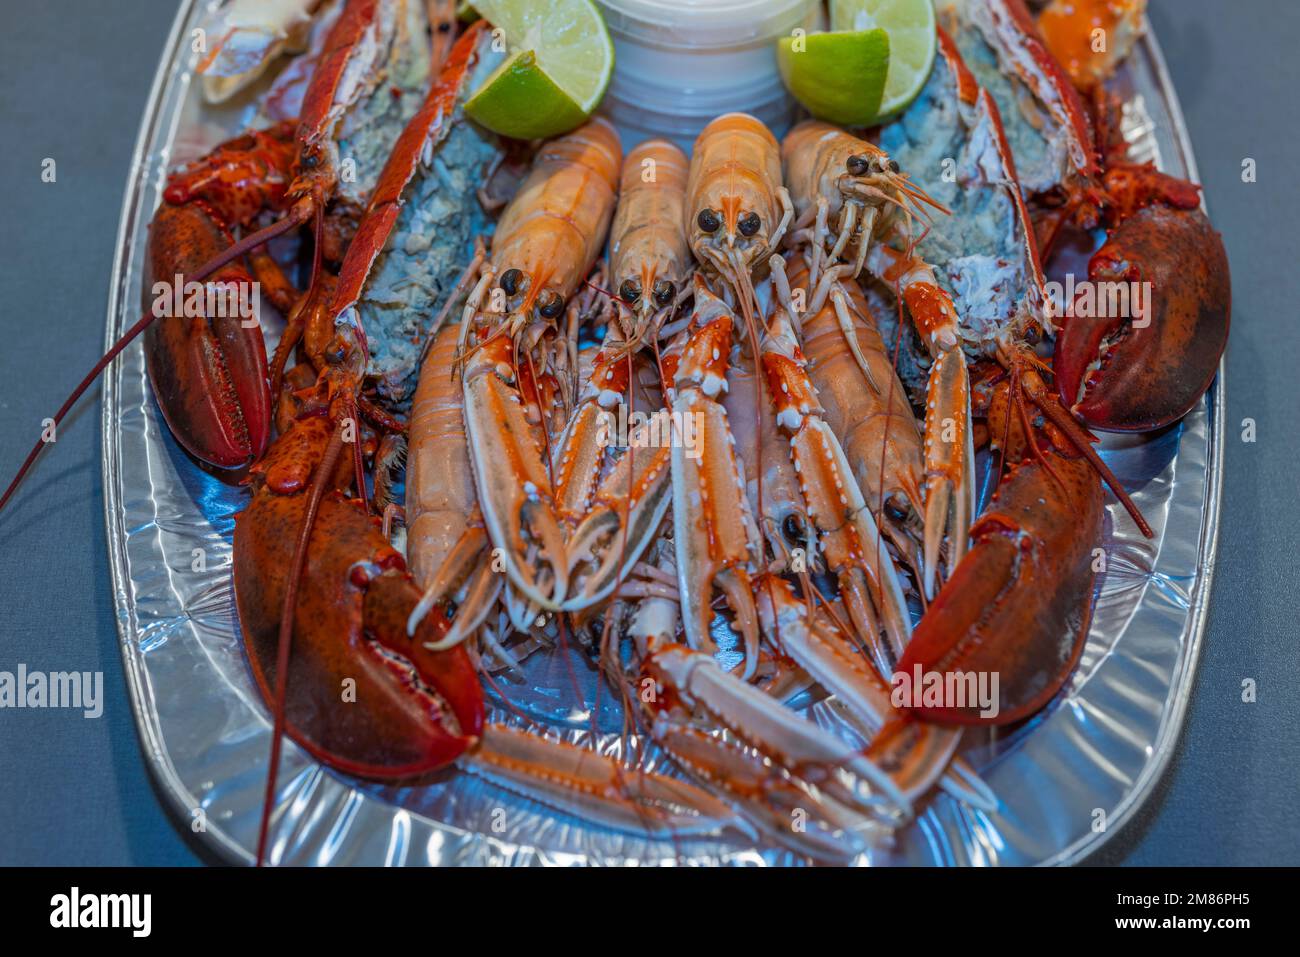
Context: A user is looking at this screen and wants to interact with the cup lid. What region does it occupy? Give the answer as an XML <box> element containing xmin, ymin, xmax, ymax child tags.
<box><xmin>597</xmin><ymin>0</ymin><xmax>815</xmax><ymax>49</ymax></box>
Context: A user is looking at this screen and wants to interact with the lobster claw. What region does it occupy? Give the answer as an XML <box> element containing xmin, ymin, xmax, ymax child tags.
<box><xmin>143</xmin><ymin>202</ymin><xmax>273</xmax><ymax>468</ymax></box>
<box><xmin>234</xmin><ymin>435</ymin><xmax>483</xmax><ymax>777</ymax></box>
<box><xmin>898</xmin><ymin>448</ymin><xmax>1105</xmax><ymax>726</ymax></box>
<box><xmin>1054</xmin><ymin>205</ymin><xmax>1230</xmax><ymax>432</ymax></box>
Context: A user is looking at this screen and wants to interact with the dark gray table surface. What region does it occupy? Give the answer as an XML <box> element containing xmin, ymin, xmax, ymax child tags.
<box><xmin>0</xmin><ymin>0</ymin><xmax>1296</xmax><ymax>866</ymax></box>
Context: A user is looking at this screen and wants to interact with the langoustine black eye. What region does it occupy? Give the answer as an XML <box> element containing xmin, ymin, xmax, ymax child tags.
<box><xmin>537</xmin><ymin>291</ymin><xmax>565</xmax><ymax>319</ymax></box>
<box><xmin>619</xmin><ymin>278</ymin><xmax>642</xmax><ymax>303</ymax></box>
<box><xmin>500</xmin><ymin>268</ymin><xmax>522</xmax><ymax>296</ymax></box>
<box><xmin>782</xmin><ymin>513</ymin><xmax>807</xmax><ymax>544</ymax></box>
<box><xmin>846</xmin><ymin>154</ymin><xmax>870</xmax><ymax>176</ymax></box>
<box><xmin>653</xmin><ymin>279</ymin><xmax>674</xmax><ymax>306</ymax></box>
<box><xmin>697</xmin><ymin>208</ymin><xmax>721</xmax><ymax>233</ymax></box>
<box><xmin>737</xmin><ymin>212</ymin><xmax>761</xmax><ymax>236</ymax></box>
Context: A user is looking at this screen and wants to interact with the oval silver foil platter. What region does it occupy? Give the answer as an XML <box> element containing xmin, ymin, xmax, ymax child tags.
<box><xmin>104</xmin><ymin>0</ymin><xmax>1223</xmax><ymax>865</ymax></box>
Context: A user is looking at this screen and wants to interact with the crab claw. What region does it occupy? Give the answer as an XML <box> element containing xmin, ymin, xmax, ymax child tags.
<box><xmin>143</xmin><ymin>201</ymin><xmax>273</xmax><ymax>468</ymax></box>
<box><xmin>463</xmin><ymin>334</ymin><xmax>569</xmax><ymax>610</ymax></box>
<box><xmin>234</xmin><ymin>477</ymin><xmax>483</xmax><ymax>778</ymax></box>
<box><xmin>1054</xmin><ymin>205</ymin><xmax>1230</xmax><ymax>432</ymax></box>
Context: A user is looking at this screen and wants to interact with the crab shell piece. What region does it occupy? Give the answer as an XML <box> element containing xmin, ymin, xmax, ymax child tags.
<box><xmin>939</xmin><ymin>0</ymin><xmax>1097</xmax><ymax>197</ymax></box>
<box><xmin>1053</xmin><ymin>205</ymin><xmax>1230</xmax><ymax>432</ymax></box>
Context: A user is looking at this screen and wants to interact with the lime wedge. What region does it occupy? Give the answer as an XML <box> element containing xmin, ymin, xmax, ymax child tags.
<box><xmin>831</xmin><ymin>0</ymin><xmax>936</xmax><ymax>117</ymax></box>
<box><xmin>466</xmin><ymin>0</ymin><xmax>614</xmax><ymax>139</ymax></box>
<box><xmin>778</xmin><ymin>30</ymin><xmax>890</xmax><ymax>128</ymax></box>
<box><xmin>466</xmin><ymin>51</ymin><xmax>591</xmax><ymax>139</ymax></box>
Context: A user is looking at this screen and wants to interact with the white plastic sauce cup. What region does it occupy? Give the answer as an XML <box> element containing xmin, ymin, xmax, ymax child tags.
<box><xmin>596</xmin><ymin>0</ymin><xmax>822</xmax><ymax>149</ymax></box>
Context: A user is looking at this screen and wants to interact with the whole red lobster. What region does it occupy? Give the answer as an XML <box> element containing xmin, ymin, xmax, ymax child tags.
<box><xmin>0</xmin><ymin>3</ymin><xmax>491</xmax><ymax>865</ymax></box>
<box><xmin>230</xmin><ymin>19</ymin><xmax>495</xmax><ymax>864</ymax></box>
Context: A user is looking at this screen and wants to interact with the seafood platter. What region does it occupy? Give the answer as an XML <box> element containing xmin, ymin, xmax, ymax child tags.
<box><xmin>2</xmin><ymin>0</ymin><xmax>1228</xmax><ymax>865</ymax></box>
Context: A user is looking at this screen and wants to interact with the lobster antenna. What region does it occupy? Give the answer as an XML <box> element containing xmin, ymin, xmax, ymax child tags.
<box><xmin>0</xmin><ymin>208</ymin><xmax>310</xmax><ymax>513</ymax></box>
<box><xmin>1011</xmin><ymin>364</ymin><xmax>1070</xmax><ymax>497</ymax></box>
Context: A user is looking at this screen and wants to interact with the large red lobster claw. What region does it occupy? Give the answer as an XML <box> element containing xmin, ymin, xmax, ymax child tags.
<box><xmin>141</xmin><ymin>123</ymin><xmax>300</xmax><ymax>468</ymax></box>
<box><xmin>143</xmin><ymin>202</ymin><xmax>274</xmax><ymax>468</ymax></box>
<box><xmin>233</xmin><ymin>411</ymin><xmax>484</xmax><ymax>778</ymax></box>
<box><xmin>1053</xmin><ymin>204</ymin><xmax>1230</xmax><ymax>432</ymax></box>
<box><xmin>899</xmin><ymin>450</ymin><xmax>1105</xmax><ymax>725</ymax></box>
